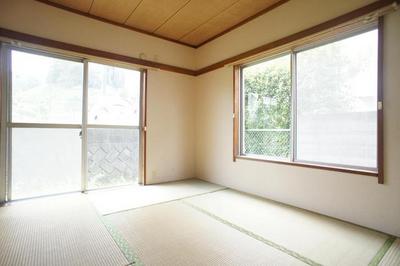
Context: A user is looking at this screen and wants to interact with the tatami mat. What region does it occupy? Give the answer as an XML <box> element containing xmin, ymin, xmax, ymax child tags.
<box><xmin>183</xmin><ymin>189</ymin><xmax>391</xmax><ymax>266</ymax></box>
<box><xmin>379</xmin><ymin>238</ymin><xmax>400</xmax><ymax>266</ymax></box>
<box><xmin>1</xmin><ymin>180</ymin><xmax>398</xmax><ymax>266</ymax></box>
<box><xmin>0</xmin><ymin>194</ymin><xmax>129</xmax><ymax>266</ymax></box>
<box><xmin>88</xmin><ymin>178</ymin><xmax>224</xmax><ymax>215</ymax></box>
<box><xmin>105</xmin><ymin>201</ymin><xmax>307</xmax><ymax>266</ymax></box>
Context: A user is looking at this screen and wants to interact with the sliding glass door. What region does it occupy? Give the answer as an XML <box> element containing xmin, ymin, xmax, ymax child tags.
<box><xmin>86</xmin><ymin>62</ymin><xmax>141</xmax><ymax>189</ymax></box>
<box><xmin>2</xmin><ymin>47</ymin><xmax>142</xmax><ymax>200</ymax></box>
<box><xmin>10</xmin><ymin>50</ymin><xmax>83</xmax><ymax>200</ymax></box>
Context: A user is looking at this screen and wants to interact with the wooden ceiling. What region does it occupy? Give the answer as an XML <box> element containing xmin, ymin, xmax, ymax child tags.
<box><xmin>37</xmin><ymin>0</ymin><xmax>288</xmax><ymax>47</ymax></box>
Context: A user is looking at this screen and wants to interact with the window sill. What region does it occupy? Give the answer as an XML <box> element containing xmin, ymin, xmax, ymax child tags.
<box><xmin>234</xmin><ymin>155</ymin><xmax>379</xmax><ymax>177</ymax></box>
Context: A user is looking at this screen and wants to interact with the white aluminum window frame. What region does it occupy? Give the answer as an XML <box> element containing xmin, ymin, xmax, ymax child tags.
<box><xmin>0</xmin><ymin>44</ymin><xmax>144</xmax><ymax>202</ymax></box>
<box><xmin>239</xmin><ymin>52</ymin><xmax>293</xmax><ymax>163</ymax></box>
<box><xmin>238</xmin><ymin>24</ymin><xmax>380</xmax><ymax>174</ymax></box>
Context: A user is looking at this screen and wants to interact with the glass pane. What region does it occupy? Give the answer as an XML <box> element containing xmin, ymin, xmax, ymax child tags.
<box><xmin>88</xmin><ymin>63</ymin><xmax>140</xmax><ymax>126</ymax></box>
<box><xmin>87</xmin><ymin>128</ymin><xmax>139</xmax><ymax>189</ymax></box>
<box><xmin>296</xmin><ymin>30</ymin><xmax>378</xmax><ymax>168</ymax></box>
<box><xmin>242</xmin><ymin>54</ymin><xmax>291</xmax><ymax>159</ymax></box>
<box><xmin>11</xmin><ymin>128</ymin><xmax>82</xmax><ymax>200</ymax></box>
<box><xmin>12</xmin><ymin>50</ymin><xmax>83</xmax><ymax>124</ymax></box>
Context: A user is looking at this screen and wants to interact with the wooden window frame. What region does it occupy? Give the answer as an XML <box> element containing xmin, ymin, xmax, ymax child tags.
<box><xmin>233</xmin><ymin>18</ymin><xmax>384</xmax><ymax>183</ymax></box>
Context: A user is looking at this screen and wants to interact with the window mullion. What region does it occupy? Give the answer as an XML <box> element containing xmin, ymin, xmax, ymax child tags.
<box><xmin>81</xmin><ymin>60</ymin><xmax>89</xmax><ymax>193</ymax></box>
<box><xmin>290</xmin><ymin>52</ymin><xmax>297</xmax><ymax>163</ymax></box>
<box><xmin>0</xmin><ymin>46</ymin><xmax>11</xmax><ymax>202</ymax></box>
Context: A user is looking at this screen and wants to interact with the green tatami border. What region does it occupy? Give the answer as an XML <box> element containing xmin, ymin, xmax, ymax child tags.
<box><xmin>369</xmin><ymin>236</ymin><xmax>396</xmax><ymax>266</ymax></box>
<box><xmin>101</xmin><ymin>216</ymin><xmax>144</xmax><ymax>266</ymax></box>
<box><xmin>182</xmin><ymin>200</ymin><xmax>322</xmax><ymax>266</ymax></box>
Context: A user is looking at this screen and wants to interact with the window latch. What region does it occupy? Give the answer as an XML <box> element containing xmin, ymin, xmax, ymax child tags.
<box><xmin>377</xmin><ymin>101</ymin><xmax>383</xmax><ymax>110</ymax></box>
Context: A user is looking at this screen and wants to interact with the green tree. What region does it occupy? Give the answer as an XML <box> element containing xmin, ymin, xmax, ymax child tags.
<box><xmin>243</xmin><ymin>61</ymin><xmax>291</xmax><ymax>158</ymax></box>
<box><xmin>244</xmin><ymin>66</ymin><xmax>291</xmax><ymax>129</ymax></box>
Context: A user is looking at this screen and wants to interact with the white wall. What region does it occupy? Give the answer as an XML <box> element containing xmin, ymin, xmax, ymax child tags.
<box><xmin>147</xmin><ymin>70</ymin><xmax>195</xmax><ymax>184</ymax></box>
<box><xmin>0</xmin><ymin>0</ymin><xmax>195</xmax><ymax>69</ymax></box>
<box><xmin>195</xmin><ymin>10</ymin><xmax>400</xmax><ymax>236</ymax></box>
<box><xmin>194</xmin><ymin>0</ymin><xmax>376</xmax><ymax>68</ymax></box>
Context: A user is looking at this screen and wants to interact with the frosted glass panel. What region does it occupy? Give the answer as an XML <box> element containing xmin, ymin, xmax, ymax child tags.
<box><xmin>88</xmin><ymin>63</ymin><xmax>140</xmax><ymax>126</ymax></box>
<box><xmin>242</xmin><ymin>54</ymin><xmax>291</xmax><ymax>159</ymax></box>
<box><xmin>12</xmin><ymin>128</ymin><xmax>82</xmax><ymax>200</ymax></box>
<box><xmin>11</xmin><ymin>50</ymin><xmax>83</xmax><ymax>124</ymax></box>
<box><xmin>296</xmin><ymin>30</ymin><xmax>378</xmax><ymax>168</ymax></box>
<box><xmin>87</xmin><ymin>128</ymin><xmax>139</xmax><ymax>189</ymax></box>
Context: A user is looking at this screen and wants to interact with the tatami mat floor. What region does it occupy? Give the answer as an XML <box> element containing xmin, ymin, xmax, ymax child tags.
<box><xmin>183</xmin><ymin>189</ymin><xmax>390</xmax><ymax>266</ymax></box>
<box><xmin>0</xmin><ymin>194</ymin><xmax>128</xmax><ymax>266</ymax></box>
<box><xmin>0</xmin><ymin>178</ymin><xmax>398</xmax><ymax>266</ymax></box>
<box><xmin>88</xmin><ymin>179</ymin><xmax>224</xmax><ymax>215</ymax></box>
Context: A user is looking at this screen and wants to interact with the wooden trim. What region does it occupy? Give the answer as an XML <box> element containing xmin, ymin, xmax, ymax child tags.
<box><xmin>233</xmin><ymin>65</ymin><xmax>240</xmax><ymax>161</ymax></box>
<box><xmin>0</xmin><ymin>27</ymin><xmax>196</xmax><ymax>76</ymax></box>
<box><xmin>233</xmin><ymin>21</ymin><xmax>385</xmax><ymax>181</ymax></box>
<box><xmin>196</xmin><ymin>0</ymin><xmax>398</xmax><ymax>76</ymax></box>
<box><xmin>377</xmin><ymin>16</ymin><xmax>384</xmax><ymax>184</ymax></box>
<box><xmin>195</xmin><ymin>0</ymin><xmax>290</xmax><ymax>47</ymax></box>
<box><xmin>141</xmin><ymin>69</ymin><xmax>148</xmax><ymax>185</ymax></box>
<box><xmin>34</xmin><ymin>0</ymin><xmax>197</xmax><ymax>48</ymax></box>
<box><xmin>0</xmin><ymin>0</ymin><xmax>395</xmax><ymax>78</ymax></box>
<box><xmin>34</xmin><ymin>0</ymin><xmax>392</xmax><ymax>50</ymax></box>
<box><xmin>34</xmin><ymin>0</ymin><xmax>288</xmax><ymax>48</ymax></box>
<box><xmin>236</xmin><ymin>156</ymin><xmax>379</xmax><ymax>177</ymax></box>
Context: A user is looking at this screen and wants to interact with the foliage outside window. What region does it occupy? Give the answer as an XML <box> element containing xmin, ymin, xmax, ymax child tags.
<box><xmin>242</xmin><ymin>54</ymin><xmax>291</xmax><ymax>159</ymax></box>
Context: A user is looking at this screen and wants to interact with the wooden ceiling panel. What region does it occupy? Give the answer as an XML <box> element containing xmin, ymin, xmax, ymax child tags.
<box><xmin>39</xmin><ymin>0</ymin><xmax>289</xmax><ymax>47</ymax></box>
<box><xmin>48</xmin><ymin>0</ymin><xmax>93</xmax><ymax>12</ymax></box>
<box><xmin>89</xmin><ymin>0</ymin><xmax>142</xmax><ymax>23</ymax></box>
<box><xmin>181</xmin><ymin>0</ymin><xmax>283</xmax><ymax>46</ymax></box>
<box><xmin>154</xmin><ymin>0</ymin><xmax>239</xmax><ymax>40</ymax></box>
<box><xmin>125</xmin><ymin>0</ymin><xmax>190</xmax><ymax>33</ymax></box>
